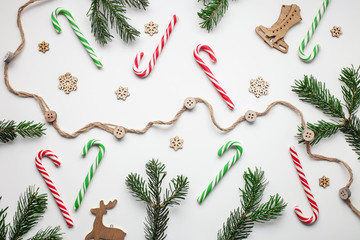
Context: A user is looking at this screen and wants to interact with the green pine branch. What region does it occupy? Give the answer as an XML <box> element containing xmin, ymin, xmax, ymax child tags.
<box><xmin>197</xmin><ymin>0</ymin><xmax>230</xmax><ymax>31</ymax></box>
<box><xmin>292</xmin><ymin>65</ymin><xmax>360</xmax><ymax>159</ymax></box>
<box><xmin>297</xmin><ymin>120</ymin><xmax>342</xmax><ymax>145</ymax></box>
<box><xmin>88</xmin><ymin>0</ymin><xmax>148</xmax><ymax>45</ymax></box>
<box><xmin>126</xmin><ymin>159</ymin><xmax>189</xmax><ymax>240</ymax></box>
<box><xmin>217</xmin><ymin>168</ymin><xmax>286</xmax><ymax>240</ymax></box>
<box><xmin>292</xmin><ymin>75</ymin><xmax>345</xmax><ymax>119</ymax></box>
<box><xmin>0</xmin><ymin>186</ymin><xmax>63</xmax><ymax>240</ymax></box>
<box><xmin>0</xmin><ymin>120</ymin><xmax>46</xmax><ymax>143</ymax></box>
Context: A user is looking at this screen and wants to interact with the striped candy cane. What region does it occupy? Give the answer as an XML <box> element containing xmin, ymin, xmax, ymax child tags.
<box><xmin>298</xmin><ymin>0</ymin><xmax>330</xmax><ymax>62</ymax></box>
<box><xmin>74</xmin><ymin>139</ymin><xmax>105</xmax><ymax>210</ymax></box>
<box><xmin>133</xmin><ymin>15</ymin><xmax>178</xmax><ymax>78</ymax></box>
<box><xmin>35</xmin><ymin>150</ymin><xmax>74</xmax><ymax>227</ymax></box>
<box><xmin>194</xmin><ymin>44</ymin><xmax>235</xmax><ymax>110</ymax></box>
<box><xmin>198</xmin><ymin>141</ymin><xmax>243</xmax><ymax>203</ymax></box>
<box><xmin>289</xmin><ymin>146</ymin><xmax>319</xmax><ymax>224</ymax></box>
<box><xmin>51</xmin><ymin>7</ymin><xmax>103</xmax><ymax>68</ymax></box>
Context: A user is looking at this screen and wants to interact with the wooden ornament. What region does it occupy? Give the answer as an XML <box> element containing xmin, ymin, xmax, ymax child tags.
<box><xmin>85</xmin><ymin>200</ymin><xmax>126</xmax><ymax>240</ymax></box>
<box><xmin>255</xmin><ymin>4</ymin><xmax>302</xmax><ymax>53</ymax></box>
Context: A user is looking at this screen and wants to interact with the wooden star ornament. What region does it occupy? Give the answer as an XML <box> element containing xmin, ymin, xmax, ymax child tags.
<box><xmin>319</xmin><ymin>176</ymin><xmax>330</xmax><ymax>188</ymax></box>
<box><xmin>330</xmin><ymin>26</ymin><xmax>342</xmax><ymax>38</ymax></box>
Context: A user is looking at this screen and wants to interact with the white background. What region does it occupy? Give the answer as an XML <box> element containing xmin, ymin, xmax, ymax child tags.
<box><xmin>1</xmin><ymin>0</ymin><xmax>360</xmax><ymax>239</ymax></box>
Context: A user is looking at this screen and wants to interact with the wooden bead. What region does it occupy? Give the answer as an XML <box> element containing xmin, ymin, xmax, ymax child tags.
<box><xmin>44</xmin><ymin>110</ymin><xmax>57</xmax><ymax>123</ymax></box>
<box><xmin>184</xmin><ymin>97</ymin><xmax>196</xmax><ymax>110</ymax></box>
<box><xmin>114</xmin><ymin>126</ymin><xmax>125</xmax><ymax>139</ymax></box>
<box><xmin>339</xmin><ymin>187</ymin><xmax>351</xmax><ymax>200</ymax></box>
<box><xmin>302</xmin><ymin>129</ymin><xmax>315</xmax><ymax>141</ymax></box>
<box><xmin>3</xmin><ymin>51</ymin><xmax>14</xmax><ymax>63</ymax></box>
<box><xmin>245</xmin><ymin>110</ymin><xmax>256</xmax><ymax>122</ymax></box>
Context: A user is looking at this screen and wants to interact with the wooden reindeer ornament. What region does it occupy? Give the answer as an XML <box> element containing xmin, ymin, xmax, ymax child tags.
<box><xmin>85</xmin><ymin>200</ymin><xmax>126</xmax><ymax>240</ymax></box>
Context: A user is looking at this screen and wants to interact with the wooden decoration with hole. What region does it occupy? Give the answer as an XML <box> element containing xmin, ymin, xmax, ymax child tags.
<box><xmin>255</xmin><ymin>4</ymin><xmax>302</xmax><ymax>53</ymax></box>
<box><xmin>85</xmin><ymin>200</ymin><xmax>126</xmax><ymax>240</ymax></box>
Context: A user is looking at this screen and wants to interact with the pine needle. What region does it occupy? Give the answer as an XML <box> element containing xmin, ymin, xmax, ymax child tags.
<box><xmin>28</xmin><ymin>226</ymin><xmax>63</xmax><ymax>240</ymax></box>
<box><xmin>126</xmin><ymin>159</ymin><xmax>189</xmax><ymax>240</ymax></box>
<box><xmin>197</xmin><ymin>0</ymin><xmax>230</xmax><ymax>31</ymax></box>
<box><xmin>0</xmin><ymin>120</ymin><xmax>46</xmax><ymax>143</ymax></box>
<box><xmin>217</xmin><ymin>168</ymin><xmax>286</xmax><ymax>240</ymax></box>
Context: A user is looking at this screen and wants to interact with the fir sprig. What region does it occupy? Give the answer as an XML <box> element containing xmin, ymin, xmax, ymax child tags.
<box><xmin>217</xmin><ymin>168</ymin><xmax>286</xmax><ymax>240</ymax></box>
<box><xmin>126</xmin><ymin>159</ymin><xmax>189</xmax><ymax>240</ymax></box>
<box><xmin>0</xmin><ymin>186</ymin><xmax>63</xmax><ymax>240</ymax></box>
<box><xmin>0</xmin><ymin>120</ymin><xmax>46</xmax><ymax>143</ymax></box>
<box><xmin>292</xmin><ymin>65</ymin><xmax>360</xmax><ymax>159</ymax></box>
<box><xmin>88</xmin><ymin>0</ymin><xmax>148</xmax><ymax>45</ymax></box>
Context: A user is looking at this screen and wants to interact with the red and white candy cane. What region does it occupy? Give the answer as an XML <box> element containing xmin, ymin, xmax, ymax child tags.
<box><xmin>35</xmin><ymin>150</ymin><xmax>74</xmax><ymax>227</ymax></box>
<box><xmin>193</xmin><ymin>44</ymin><xmax>235</xmax><ymax>110</ymax></box>
<box><xmin>289</xmin><ymin>146</ymin><xmax>319</xmax><ymax>224</ymax></box>
<box><xmin>133</xmin><ymin>15</ymin><xmax>178</xmax><ymax>78</ymax></box>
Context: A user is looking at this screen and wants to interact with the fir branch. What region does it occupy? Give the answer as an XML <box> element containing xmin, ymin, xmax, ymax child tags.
<box><xmin>292</xmin><ymin>76</ymin><xmax>345</xmax><ymax>119</ymax></box>
<box><xmin>126</xmin><ymin>159</ymin><xmax>189</xmax><ymax>240</ymax></box>
<box><xmin>88</xmin><ymin>0</ymin><xmax>112</xmax><ymax>45</ymax></box>
<box><xmin>0</xmin><ymin>120</ymin><xmax>46</xmax><ymax>143</ymax></box>
<box><xmin>0</xmin><ymin>197</ymin><xmax>8</xmax><ymax>240</ymax></box>
<box><xmin>162</xmin><ymin>176</ymin><xmax>189</xmax><ymax>207</ymax></box>
<box><xmin>8</xmin><ymin>186</ymin><xmax>47</xmax><ymax>240</ymax></box>
<box><xmin>217</xmin><ymin>207</ymin><xmax>254</xmax><ymax>240</ymax></box>
<box><xmin>297</xmin><ymin>120</ymin><xmax>342</xmax><ymax>145</ymax></box>
<box><xmin>126</xmin><ymin>173</ymin><xmax>152</xmax><ymax>204</ymax></box>
<box><xmin>119</xmin><ymin>0</ymin><xmax>149</xmax><ymax>9</ymax></box>
<box><xmin>339</xmin><ymin>65</ymin><xmax>360</xmax><ymax>115</ymax></box>
<box><xmin>197</xmin><ymin>0</ymin><xmax>229</xmax><ymax>31</ymax></box>
<box><xmin>341</xmin><ymin>115</ymin><xmax>360</xmax><ymax>158</ymax></box>
<box><xmin>250</xmin><ymin>194</ymin><xmax>287</xmax><ymax>223</ymax></box>
<box><xmin>217</xmin><ymin>168</ymin><xmax>286</xmax><ymax>240</ymax></box>
<box><xmin>27</xmin><ymin>226</ymin><xmax>62</xmax><ymax>240</ymax></box>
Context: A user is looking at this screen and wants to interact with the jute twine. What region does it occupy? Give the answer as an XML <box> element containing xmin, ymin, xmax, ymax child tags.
<box><xmin>4</xmin><ymin>0</ymin><xmax>359</xmax><ymax>218</ymax></box>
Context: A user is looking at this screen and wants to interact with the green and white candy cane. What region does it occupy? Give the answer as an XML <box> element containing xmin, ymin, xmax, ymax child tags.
<box><xmin>197</xmin><ymin>141</ymin><xmax>243</xmax><ymax>204</ymax></box>
<box><xmin>51</xmin><ymin>8</ymin><xmax>103</xmax><ymax>68</ymax></box>
<box><xmin>74</xmin><ymin>139</ymin><xmax>105</xmax><ymax>210</ymax></box>
<box><xmin>298</xmin><ymin>0</ymin><xmax>330</xmax><ymax>62</ymax></box>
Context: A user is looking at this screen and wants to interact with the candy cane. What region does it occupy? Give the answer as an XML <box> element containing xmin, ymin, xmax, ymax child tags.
<box><xmin>194</xmin><ymin>44</ymin><xmax>235</xmax><ymax>110</ymax></box>
<box><xmin>133</xmin><ymin>15</ymin><xmax>178</xmax><ymax>78</ymax></box>
<box><xmin>289</xmin><ymin>146</ymin><xmax>319</xmax><ymax>224</ymax></box>
<box><xmin>197</xmin><ymin>141</ymin><xmax>243</xmax><ymax>203</ymax></box>
<box><xmin>51</xmin><ymin>7</ymin><xmax>103</xmax><ymax>68</ymax></box>
<box><xmin>35</xmin><ymin>150</ymin><xmax>74</xmax><ymax>227</ymax></box>
<box><xmin>298</xmin><ymin>0</ymin><xmax>330</xmax><ymax>62</ymax></box>
<box><xmin>74</xmin><ymin>139</ymin><xmax>105</xmax><ymax>210</ymax></box>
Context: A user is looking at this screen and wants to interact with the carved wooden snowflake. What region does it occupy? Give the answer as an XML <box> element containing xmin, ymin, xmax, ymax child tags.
<box><xmin>249</xmin><ymin>76</ymin><xmax>269</xmax><ymax>98</ymax></box>
<box><xmin>38</xmin><ymin>41</ymin><xmax>49</xmax><ymax>53</ymax></box>
<box><xmin>170</xmin><ymin>136</ymin><xmax>183</xmax><ymax>151</ymax></box>
<box><xmin>330</xmin><ymin>26</ymin><xmax>342</xmax><ymax>38</ymax></box>
<box><xmin>115</xmin><ymin>86</ymin><xmax>130</xmax><ymax>100</ymax></box>
<box><xmin>58</xmin><ymin>72</ymin><xmax>77</xmax><ymax>94</ymax></box>
<box><xmin>319</xmin><ymin>176</ymin><xmax>330</xmax><ymax>188</ymax></box>
<box><xmin>145</xmin><ymin>21</ymin><xmax>158</xmax><ymax>36</ymax></box>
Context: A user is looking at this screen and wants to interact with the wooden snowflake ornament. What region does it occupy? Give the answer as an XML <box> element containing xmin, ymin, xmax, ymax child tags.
<box><xmin>145</xmin><ymin>21</ymin><xmax>158</xmax><ymax>36</ymax></box>
<box><xmin>319</xmin><ymin>176</ymin><xmax>330</xmax><ymax>188</ymax></box>
<box><xmin>115</xmin><ymin>86</ymin><xmax>130</xmax><ymax>100</ymax></box>
<box><xmin>58</xmin><ymin>72</ymin><xmax>77</xmax><ymax>94</ymax></box>
<box><xmin>38</xmin><ymin>41</ymin><xmax>49</xmax><ymax>53</ymax></box>
<box><xmin>249</xmin><ymin>77</ymin><xmax>269</xmax><ymax>98</ymax></box>
<box><xmin>330</xmin><ymin>26</ymin><xmax>342</xmax><ymax>37</ymax></box>
<box><xmin>170</xmin><ymin>136</ymin><xmax>183</xmax><ymax>151</ymax></box>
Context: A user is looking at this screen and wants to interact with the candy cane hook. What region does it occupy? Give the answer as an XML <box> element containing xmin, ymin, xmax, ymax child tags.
<box><xmin>194</xmin><ymin>44</ymin><xmax>235</xmax><ymax>110</ymax></box>
<box><xmin>289</xmin><ymin>146</ymin><xmax>319</xmax><ymax>224</ymax></box>
<box><xmin>51</xmin><ymin>7</ymin><xmax>103</xmax><ymax>68</ymax></box>
<box><xmin>198</xmin><ymin>141</ymin><xmax>243</xmax><ymax>203</ymax></box>
<box><xmin>133</xmin><ymin>15</ymin><xmax>178</xmax><ymax>78</ymax></box>
<box><xmin>35</xmin><ymin>150</ymin><xmax>74</xmax><ymax>227</ymax></box>
<box><xmin>298</xmin><ymin>0</ymin><xmax>330</xmax><ymax>62</ymax></box>
<box><xmin>74</xmin><ymin>139</ymin><xmax>105</xmax><ymax>210</ymax></box>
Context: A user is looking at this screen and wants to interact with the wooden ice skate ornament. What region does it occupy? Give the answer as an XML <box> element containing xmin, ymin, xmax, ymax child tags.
<box><xmin>85</xmin><ymin>200</ymin><xmax>126</xmax><ymax>240</ymax></box>
<box><xmin>255</xmin><ymin>4</ymin><xmax>302</xmax><ymax>53</ymax></box>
